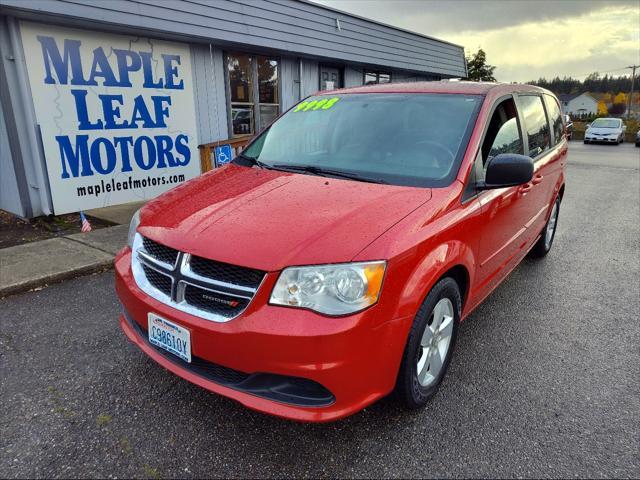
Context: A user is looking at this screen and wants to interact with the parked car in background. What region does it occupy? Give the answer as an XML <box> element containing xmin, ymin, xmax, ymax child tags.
<box><xmin>635</xmin><ymin>130</ymin><xmax>640</xmax><ymax>147</ymax></box>
<box><xmin>564</xmin><ymin>114</ymin><xmax>573</xmax><ymax>140</ymax></box>
<box><xmin>116</xmin><ymin>82</ymin><xmax>567</xmax><ymax>422</ymax></box>
<box><xmin>584</xmin><ymin>118</ymin><xmax>626</xmax><ymax>144</ymax></box>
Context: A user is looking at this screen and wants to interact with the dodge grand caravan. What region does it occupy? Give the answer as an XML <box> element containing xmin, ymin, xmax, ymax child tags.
<box><xmin>116</xmin><ymin>82</ymin><xmax>567</xmax><ymax>422</ymax></box>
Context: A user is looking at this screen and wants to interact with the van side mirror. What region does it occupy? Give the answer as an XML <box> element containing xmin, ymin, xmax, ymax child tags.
<box><xmin>478</xmin><ymin>153</ymin><xmax>534</xmax><ymax>190</ymax></box>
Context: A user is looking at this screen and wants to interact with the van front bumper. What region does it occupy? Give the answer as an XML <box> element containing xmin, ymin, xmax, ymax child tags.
<box><xmin>115</xmin><ymin>248</ymin><xmax>411</xmax><ymax>422</ymax></box>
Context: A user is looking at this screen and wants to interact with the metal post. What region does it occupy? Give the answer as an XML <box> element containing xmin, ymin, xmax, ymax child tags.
<box><xmin>627</xmin><ymin>65</ymin><xmax>637</xmax><ymax>119</ymax></box>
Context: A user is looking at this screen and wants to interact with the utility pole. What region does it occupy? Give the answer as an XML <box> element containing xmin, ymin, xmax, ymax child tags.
<box><xmin>627</xmin><ymin>65</ymin><xmax>638</xmax><ymax>119</ymax></box>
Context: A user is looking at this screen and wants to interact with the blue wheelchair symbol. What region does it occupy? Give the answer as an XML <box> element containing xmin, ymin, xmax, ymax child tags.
<box><xmin>214</xmin><ymin>144</ymin><xmax>233</xmax><ymax>167</ymax></box>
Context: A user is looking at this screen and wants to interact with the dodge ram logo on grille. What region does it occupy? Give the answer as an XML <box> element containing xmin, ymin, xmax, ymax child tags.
<box><xmin>201</xmin><ymin>293</ymin><xmax>240</xmax><ymax>307</ymax></box>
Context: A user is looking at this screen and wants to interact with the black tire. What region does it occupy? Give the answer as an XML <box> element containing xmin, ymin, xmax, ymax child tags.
<box><xmin>583</xmin><ymin>140</ymin><xmax>588</xmax><ymax>144</ymax></box>
<box><xmin>395</xmin><ymin>277</ymin><xmax>461</xmax><ymax>409</ymax></box>
<box><xmin>530</xmin><ymin>196</ymin><xmax>560</xmax><ymax>258</ymax></box>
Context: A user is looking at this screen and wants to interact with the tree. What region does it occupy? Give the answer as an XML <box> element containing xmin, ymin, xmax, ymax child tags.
<box><xmin>466</xmin><ymin>48</ymin><xmax>496</xmax><ymax>82</ymax></box>
<box><xmin>613</xmin><ymin>92</ymin><xmax>628</xmax><ymax>105</ymax></box>
<box><xmin>584</xmin><ymin>72</ymin><xmax>600</xmax><ymax>92</ymax></box>
<box><xmin>608</xmin><ymin>102</ymin><xmax>626</xmax><ymax>115</ymax></box>
<box><xmin>597</xmin><ymin>100</ymin><xmax>608</xmax><ymax>115</ymax></box>
<box><xmin>527</xmin><ymin>75</ymin><xmax>632</xmax><ymax>94</ymax></box>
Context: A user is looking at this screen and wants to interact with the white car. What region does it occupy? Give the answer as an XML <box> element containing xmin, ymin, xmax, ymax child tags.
<box><xmin>584</xmin><ymin>118</ymin><xmax>626</xmax><ymax>144</ymax></box>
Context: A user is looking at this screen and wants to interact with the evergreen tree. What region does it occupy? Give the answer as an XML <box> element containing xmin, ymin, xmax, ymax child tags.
<box><xmin>466</xmin><ymin>49</ymin><xmax>496</xmax><ymax>82</ymax></box>
<box><xmin>528</xmin><ymin>74</ymin><xmax>632</xmax><ymax>94</ymax></box>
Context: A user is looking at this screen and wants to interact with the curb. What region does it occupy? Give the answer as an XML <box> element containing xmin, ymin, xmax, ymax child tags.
<box><xmin>0</xmin><ymin>260</ymin><xmax>114</xmax><ymax>298</ymax></box>
<box><xmin>0</xmin><ymin>224</ymin><xmax>127</xmax><ymax>298</ymax></box>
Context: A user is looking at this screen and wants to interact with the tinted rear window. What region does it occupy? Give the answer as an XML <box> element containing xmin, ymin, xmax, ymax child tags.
<box><xmin>544</xmin><ymin>95</ymin><xmax>564</xmax><ymax>146</ymax></box>
<box><xmin>519</xmin><ymin>95</ymin><xmax>551</xmax><ymax>158</ymax></box>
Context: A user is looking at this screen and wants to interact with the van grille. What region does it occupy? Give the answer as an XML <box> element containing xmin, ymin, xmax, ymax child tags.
<box><xmin>131</xmin><ymin>235</ymin><xmax>265</xmax><ymax>322</ymax></box>
<box><xmin>142</xmin><ymin>237</ymin><xmax>179</xmax><ymax>266</ymax></box>
<box><xmin>142</xmin><ymin>264</ymin><xmax>172</xmax><ymax>296</ymax></box>
<box><xmin>190</xmin><ymin>255</ymin><xmax>265</xmax><ymax>289</ymax></box>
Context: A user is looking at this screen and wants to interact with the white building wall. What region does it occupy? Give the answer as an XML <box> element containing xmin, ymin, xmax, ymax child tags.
<box><xmin>566</xmin><ymin>94</ymin><xmax>597</xmax><ymax>116</ymax></box>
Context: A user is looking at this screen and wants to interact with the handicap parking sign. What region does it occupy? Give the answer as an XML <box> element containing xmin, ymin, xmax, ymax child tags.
<box><xmin>214</xmin><ymin>144</ymin><xmax>233</xmax><ymax>167</ymax></box>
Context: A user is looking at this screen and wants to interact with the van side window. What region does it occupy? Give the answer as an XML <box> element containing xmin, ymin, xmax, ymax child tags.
<box><xmin>519</xmin><ymin>95</ymin><xmax>551</xmax><ymax>158</ymax></box>
<box><xmin>481</xmin><ymin>98</ymin><xmax>523</xmax><ymax>166</ymax></box>
<box><xmin>544</xmin><ymin>95</ymin><xmax>564</xmax><ymax>146</ymax></box>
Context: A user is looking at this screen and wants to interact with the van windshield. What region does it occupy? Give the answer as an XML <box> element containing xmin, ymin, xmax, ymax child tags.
<box><xmin>239</xmin><ymin>93</ymin><xmax>482</xmax><ymax>187</ymax></box>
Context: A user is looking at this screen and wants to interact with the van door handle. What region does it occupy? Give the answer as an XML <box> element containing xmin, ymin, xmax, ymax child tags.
<box><xmin>519</xmin><ymin>183</ymin><xmax>533</xmax><ymax>195</ymax></box>
<box><xmin>531</xmin><ymin>175</ymin><xmax>544</xmax><ymax>185</ymax></box>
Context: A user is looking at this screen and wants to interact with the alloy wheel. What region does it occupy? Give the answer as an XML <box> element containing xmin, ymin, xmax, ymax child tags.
<box><xmin>545</xmin><ymin>202</ymin><xmax>559</xmax><ymax>250</ymax></box>
<box><xmin>416</xmin><ymin>297</ymin><xmax>454</xmax><ymax>387</ymax></box>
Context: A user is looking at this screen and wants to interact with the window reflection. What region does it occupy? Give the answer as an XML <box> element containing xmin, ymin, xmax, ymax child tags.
<box><xmin>226</xmin><ymin>53</ymin><xmax>279</xmax><ymax>136</ymax></box>
<box><xmin>520</xmin><ymin>96</ymin><xmax>551</xmax><ymax>158</ymax></box>
<box><xmin>257</xmin><ymin>57</ymin><xmax>279</xmax><ymax>130</ymax></box>
<box><xmin>228</xmin><ymin>54</ymin><xmax>252</xmax><ymax>103</ymax></box>
<box><xmin>364</xmin><ymin>70</ymin><xmax>392</xmax><ymax>85</ymax></box>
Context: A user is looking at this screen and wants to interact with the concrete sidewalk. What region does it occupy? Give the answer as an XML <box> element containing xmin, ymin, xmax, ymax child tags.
<box><xmin>0</xmin><ymin>224</ymin><xmax>128</xmax><ymax>297</ymax></box>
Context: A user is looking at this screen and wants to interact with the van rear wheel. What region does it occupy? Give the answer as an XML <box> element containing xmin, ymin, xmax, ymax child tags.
<box><xmin>395</xmin><ymin>277</ymin><xmax>461</xmax><ymax>409</ymax></box>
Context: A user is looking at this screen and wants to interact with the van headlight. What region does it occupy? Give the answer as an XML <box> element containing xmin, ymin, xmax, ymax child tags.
<box><xmin>269</xmin><ymin>261</ymin><xmax>386</xmax><ymax>315</ymax></box>
<box><xmin>127</xmin><ymin>209</ymin><xmax>141</xmax><ymax>248</ymax></box>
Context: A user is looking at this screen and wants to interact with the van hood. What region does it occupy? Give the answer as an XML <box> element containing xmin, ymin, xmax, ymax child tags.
<box><xmin>138</xmin><ymin>164</ymin><xmax>431</xmax><ymax>271</ymax></box>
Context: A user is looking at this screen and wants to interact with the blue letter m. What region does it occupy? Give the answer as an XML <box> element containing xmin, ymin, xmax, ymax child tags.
<box><xmin>56</xmin><ymin>135</ymin><xmax>93</xmax><ymax>178</ymax></box>
<box><xmin>37</xmin><ymin>36</ymin><xmax>88</xmax><ymax>85</ymax></box>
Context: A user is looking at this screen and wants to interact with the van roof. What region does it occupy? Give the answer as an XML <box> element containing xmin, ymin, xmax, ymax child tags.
<box><xmin>320</xmin><ymin>81</ymin><xmax>551</xmax><ymax>97</ymax></box>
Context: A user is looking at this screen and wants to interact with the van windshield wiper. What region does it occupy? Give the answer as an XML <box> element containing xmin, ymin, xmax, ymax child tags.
<box><xmin>270</xmin><ymin>164</ymin><xmax>387</xmax><ymax>184</ymax></box>
<box><xmin>234</xmin><ymin>153</ymin><xmax>272</xmax><ymax>170</ymax></box>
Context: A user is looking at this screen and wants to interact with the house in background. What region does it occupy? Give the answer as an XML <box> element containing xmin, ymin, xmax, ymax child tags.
<box><xmin>559</xmin><ymin>93</ymin><xmax>598</xmax><ymax>117</ymax></box>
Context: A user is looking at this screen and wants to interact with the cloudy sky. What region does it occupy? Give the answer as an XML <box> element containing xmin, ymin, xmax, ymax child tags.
<box><xmin>314</xmin><ymin>0</ymin><xmax>640</xmax><ymax>82</ymax></box>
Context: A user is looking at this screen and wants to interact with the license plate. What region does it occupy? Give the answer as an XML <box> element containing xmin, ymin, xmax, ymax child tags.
<box><xmin>147</xmin><ymin>313</ymin><xmax>191</xmax><ymax>363</ymax></box>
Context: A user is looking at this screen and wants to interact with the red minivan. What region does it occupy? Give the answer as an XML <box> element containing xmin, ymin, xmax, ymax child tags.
<box><xmin>116</xmin><ymin>82</ymin><xmax>566</xmax><ymax>422</ymax></box>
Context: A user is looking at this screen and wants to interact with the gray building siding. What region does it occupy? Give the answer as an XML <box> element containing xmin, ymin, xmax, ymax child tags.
<box><xmin>279</xmin><ymin>56</ymin><xmax>300</xmax><ymax>112</ymax></box>
<box><xmin>300</xmin><ymin>58</ymin><xmax>320</xmax><ymax>97</ymax></box>
<box><xmin>0</xmin><ymin>90</ymin><xmax>24</xmax><ymax>217</ymax></box>
<box><xmin>190</xmin><ymin>44</ymin><xmax>229</xmax><ymax>145</ymax></box>
<box><xmin>0</xmin><ymin>0</ymin><xmax>466</xmax><ymax>78</ymax></box>
<box><xmin>344</xmin><ymin>66</ymin><xmax>362</xmax><ymax>88</ymax></box>
<box><xmin>0</xmin><ymin>15</ymin><xmax>52</xmax><ymax>217</ymax></box>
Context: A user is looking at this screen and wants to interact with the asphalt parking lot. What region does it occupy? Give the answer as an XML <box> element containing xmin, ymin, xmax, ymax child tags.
<box><xmin>1</xmin><ymin>142</ymin><xmax>639</xmax><ymax>479</ymax></box>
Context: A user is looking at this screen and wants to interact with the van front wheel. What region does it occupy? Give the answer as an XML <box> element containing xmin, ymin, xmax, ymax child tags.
<box><xmin>530</xmin><ymin>197</ymin><xmax>560</xmax><ymax>258</ymax></box>
<box><xmin>395</xmin><ymin>277</ymin><xmax>461</xmax><ymax>409</ymax></box>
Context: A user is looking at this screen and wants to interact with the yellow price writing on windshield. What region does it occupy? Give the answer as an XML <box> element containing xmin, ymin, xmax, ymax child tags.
<box><xmin>294</xmin><ymin>97</ymin><xmax>340</xmax><ymax>112</ymax></box>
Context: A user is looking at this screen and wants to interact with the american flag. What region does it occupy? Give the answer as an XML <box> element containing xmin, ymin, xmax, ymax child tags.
<box><xmin>79</xmin><ymin>211</ymin><xmax>92</xmax><ymax>233</ymax></box>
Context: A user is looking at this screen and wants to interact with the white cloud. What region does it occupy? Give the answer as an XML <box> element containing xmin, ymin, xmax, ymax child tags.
<box><xmin>446</xmin><ymin>5</ymin><xmax>640</xmax><ymax>81</ymax></box>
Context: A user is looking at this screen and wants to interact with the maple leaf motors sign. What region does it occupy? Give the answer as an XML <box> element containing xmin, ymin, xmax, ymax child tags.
<box><xmin>20</xmin><ymin>22</ymin><xmax>201</xmax><ymax>214</ymax></box>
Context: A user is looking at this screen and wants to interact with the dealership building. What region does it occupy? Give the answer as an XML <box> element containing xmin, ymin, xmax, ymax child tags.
<box><xmin>0</xmin><ymin>0</ymin><xmax>467</xmax><ymax>218</ymax></box>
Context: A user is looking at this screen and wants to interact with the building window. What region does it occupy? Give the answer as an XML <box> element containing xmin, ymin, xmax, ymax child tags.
<box><xmin>227</xmin><ymin>53</ymin><xmax>279</xmax><ymax>137</ymax></box>
<box><xmin>364</xmin><ymin>70</ymin><xmax>392</xmax><ymax>85</ymax></box>
<box><xmin>257</xmin><ymin>57</ymin><xmax>279</xmax><ymax>130</ymax></box>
